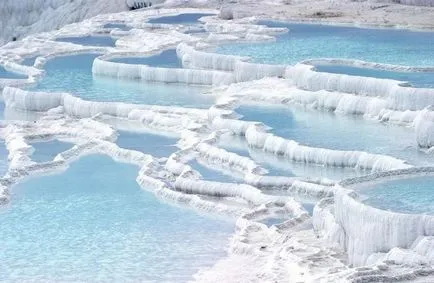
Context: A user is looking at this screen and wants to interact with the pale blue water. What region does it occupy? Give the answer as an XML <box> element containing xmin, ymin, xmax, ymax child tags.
<box><xmin>116</xmin><ymin>130</ymin><xmax>178</xmax><ymax>158</ymax></box>
<box><xmin>360</xmin><ymin>175</ymin><xmax>434</xmax><ymax>215</ymax></box>
<box><xmin>56</xmin><ymin>35</ymin><xmax>117</xmax><ymax>47</ymax></box>
<box><xmin>31</xmin><ymin>140</ymin><xmax>73</xmax><ymax>162</ymax></box>
<box><xmin>0</xmin><ymin>66</ymin><xmax>26</xmax><ymax>79</ymax></box>
<box><xmin>21</xmin><ymin>56</ymin><xmax>37</xmax><ymax>66</ymax></box>
<box><xmin>110</xmin><ymin>49</ymin><xmax>182</xmax><ymax>68</ymax></box>
<box><xmin>148</xmin><ymin>13</ymin><xmax>215</xmax><ymax>24</ymax></box>
<box><xmin>103</xmin><ymin>23</ymin><xmax>131</xmax><ymax>31</ymax></box>
<box><xmin>237</xmin><ymin>104</ymin><xmax>433</xmax><ymax>167</ymax></box>
<box><xmin>0</xmin><ymin>155</ymin><xmax>233</xmax><ymax>281</ymax></box>
<box><xmin>216</xmin><ymin>21</ymin><xmax>434</xmax><ymax>67</ymax></box>
<box><xmin>315</xmin><ymin>65</ymin><xmax>434</xmax><ymax>88</ymax></box>
<box><xmin>33</xmin><ymin>54</ymin><xmax>214</xmax><ymax>108</ymax></box>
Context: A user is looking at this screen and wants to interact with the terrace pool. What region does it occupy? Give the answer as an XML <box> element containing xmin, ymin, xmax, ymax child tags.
<box><xmin>0</xmin><ymin>155</ymin><xmax>233</xmax><ymax>281</ymax></box>
<box><xmin>236</xmin><ymin>104</ymin><xmax>433</xmax><ymax>167</ymax></box>
<box><xmin>359</xmin><ymin>175</ymin><xmax>434</xmax><ymax>215</ymax></box>
<box><xmin>30</xmin><ymin>140</ymin><xmax>73</xmax><ymax>163</ymax></box>
<box><xmin>110</xmin><ymin>49</ymin><xmax>182</xmax><ymax>68</ymax></box>
<box><xmin>21</xmin><ymin>56</ymin><xmax>38</xmax><ymax>66</ymax></box>
<box><xmin>33</xmin><ymin>53</ymin><xmax>213</xmax><ymax>108</ymax></box>
<box><xmin>115</xmin><ymin>130</ymin><xmax>179</xmax><ymax>158</ymax></box>
<box><xmin>0</xmin><ymin>65</ymin><xmax>26</xmax><ymax>79</ymax></box>
<box><xmin>216</xmin><ymin>21</ymin><xmax>434</xmax><ymax>67</ymax></box>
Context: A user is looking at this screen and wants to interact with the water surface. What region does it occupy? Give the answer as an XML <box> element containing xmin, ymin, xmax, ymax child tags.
<box><xmin>0</xmin><ymin>66</ymin><xmax>26</xmax><ymax>79</ymax></box>
<box><xmin>360</xmin><ymin>175</ymin><xmax>434</xmax><ymax>215</ymax></box>
<box><xmin>216</xmin><ymin>21</ymin><xmax>434</xmax><ymax>67</ymax></box>
<box><xmin>110</xmin><ymin>49</ymin><xmax>182</xmax><ymax>68</ymax></box>
<box><xmin>116</xmin><ymin>130</ymin><xmax>179</xmax><ymax>158</ymax></box>
<box><xmin>0</xmin><ymin>155</ymin><xmax>233</xmax><ymax>281</ymax></box>
<box><xmin>33</xmin><ymin>54</ymin><xmax>213</xmax><ymax>108</ymax></box>
<box><xmin>31</xmin><ymin>140</ymin><xmax>73</xmax><ymax>163</ymax></box>
<box><xmin>237</xmin><ymin>104</ymin><xmax>432</xmax><ymax>167</ymax></box>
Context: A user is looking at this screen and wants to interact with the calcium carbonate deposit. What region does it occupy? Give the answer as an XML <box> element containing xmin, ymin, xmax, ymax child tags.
<box><xmin>0</xmin><ymin>3</ymin><xmax>433</xmax><ymax>282</ymax></box>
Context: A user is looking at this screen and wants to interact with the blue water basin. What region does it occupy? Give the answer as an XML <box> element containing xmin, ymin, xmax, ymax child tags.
<box><xmin>116</xmin><ymin>130</ymin><xmax>179</xmax><ymax>158</ymax></box>
<box><xmin>33</xmin><ymin>54</ymin><xmax>213</xmax><ymax>108</ymax></box>
<box><xmin>359</xmin><ymin>175</ymin><xmax>434</xmax><ymax>215</ymax></box>
<box><xmin>21</xmin><ymin>56</ymin><xmax>38</xmax><ymax>66</ymax></box>
<box><xmin>0</xmin><ymin>155</ymin><xmax>233</xmax><ymax>281</ymax></box>
<box><xmin>30</xmin><ymin>140</ymin><xmax>73</xmax><ymax>162</ymax></box>
<box><xmin>215</xmin><ymin>21</ymin><xmax>434</xmax><ymax>67</ymax></box>
<box><xmin>0</xmin><ymin>65</ymin><xmax>27</xmax><ymax>79</ymax></box>
<box><xmin>236</xmin><ymin>104</ymin><xmax>432</xmax><ymax>167</ymax></box>
<box><xmin>110</xmin><ymin>49</ymin><xmax>182</xmax><ymax>68</ymax></box>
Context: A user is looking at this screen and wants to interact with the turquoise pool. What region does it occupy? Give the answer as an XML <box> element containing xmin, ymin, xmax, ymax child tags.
<box><xmin>216</xmin><ymin>21</ymin><xmax>434</xmax><ymax>67</ymax></box>
<box><xmin>30</xmin><ymin>140</ymin><xmax>73</xmax><ymax>163</ymax></box>
<box><xmin>110</xmin><ymin>49</ymin><xmax>182</xmax><ymax>68</ymax></box>
<box><xmin>0</xmin><ymin>65</ymin><xmax>26</xmax><ymax>79</ymax></box>
<box><xmin>0</xmin><ymin>155</ymin><xmax>234</xmax><ymax>281</ymax></box>
<box><xmin>115</xmin><ymin>130</ymin><xmax>179</xmax><ymax>158</ymax></box>
<box><xmin>237</xmin><ymin>104</ymin><xmax>433</xmax><ymax>167</ymax></box>
<box><xmin>33</xmin><ymin>54</ymin><xmax>213</xmax><ymax>108</ymax></box>
<box><xmin>359</xmin><ymin>175</ymin><xmax>434</xmax><ymax>215</ymax></box>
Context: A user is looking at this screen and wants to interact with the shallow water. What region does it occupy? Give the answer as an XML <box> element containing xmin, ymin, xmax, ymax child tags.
<box><xmin>21</xmin><ymin>56</ymin><xmax>38</xmax><ymax>66</ymax></box>
<box><xmin>359</xmin><ymin>175</ymin><xmax>434</xmax><ymax>215</ymax></box>
<box><xmin>315</xmin><ymin>65</ymin><xmax>434</xmax><ymax>88</ymax></box>
<box><xmin>115</xmin><ymin>130</ymin><xmax>179</xmax><ymax>158</ymax></box>
<box><xmin>110</xmin><ymin>49</ymin><xmax>182</xmax><ymax>68</ymax></box>
<box><xmin>0</xmin><ymin>65</ymin><xmax>26</xmax><ymax>79</ymax></box>
<box><xmin>30</xmin><ymin>140</ymin><xmax>73</xmax><ymax>163</ymax></box>
<box><xmin>33</xmin><ymin>54</ymin><xmax>214</xmax><ymax>108</ymax></box>
<box><xmin>216</xmin><ymin>21</ymin><xmax>434</xmax><ymax>67</ymax></box>
<box><xmin>0</xmin><ymin>155</ymin><xmax>234</xmax><ymax>282</ymax></box>
<box><xmin>236</xmin><ymin>104</ymin><xmax>433</xmax><ymax>167</ymax></box>
<box><xmin>148</xmin><ymin>13</ymin><xmax>215</xmax><ymax>24</ymax></box>
<box><xmin>55</xmin><ymin>35</ymin><xmax>117</xmax><ymax>47</ymax></box>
